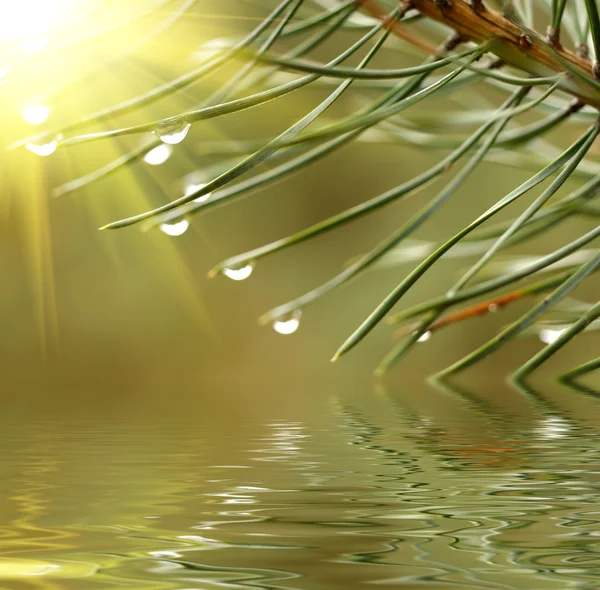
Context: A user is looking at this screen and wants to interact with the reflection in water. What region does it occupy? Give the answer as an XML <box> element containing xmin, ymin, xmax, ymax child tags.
<box><xmin>2</xmin><ymin>384</ymin><xmax>600</xmax><ymax>588</ymax></box>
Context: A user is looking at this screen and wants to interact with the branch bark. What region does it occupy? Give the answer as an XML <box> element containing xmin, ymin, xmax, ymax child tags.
<box><xmin>361</xmin><ymin>0</ymin><xmax>600</xmax><ymax>109</ymax></box>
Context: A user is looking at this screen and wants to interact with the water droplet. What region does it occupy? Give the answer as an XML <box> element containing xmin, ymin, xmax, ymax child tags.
<box><xmin>539</xmin><ymin>328</ymin><xmax>566</xmax><ymax>344</ymax></box>
<box><xmin>273</xmin><ymin>311</ymin><xmax>301</xmax><ymax>335</ymax></box>
<box><xmin>159</xmin><ymin>219</ymin><xmax>189</xmax><ymax>236</ymax></box>
<box><xmin>143</xmin><ymin>144</ymin><xmax>172</xmax><ymax>166</ymax></box>
<box><xmin>223</xmin><ymin>262</ymin><xmax>254</xmax><ymax>281</ymax></box>
<box><xmin>417</xmin><ymin>331</ymin><xmax>431</xmax><ymax>343</ymax></box>
<box><xmin>26</xmin><ymin>139</ymin><xmax>57</xmax><ymax>156</ymax></box>
<box><xmin>22</xmin><ymin>104</ymin><xmax>50</xmax><ymax>125</ymax></box>
<box><xmin>488</xmin><ymin>303</ymin><xmax>498</xmax><ymax>313</ymax></box>
<box><xmin>155</xmin><ymin>121</ymin><xmax>191</xmax><ymax>145</ymax></box>
<box><xmin>185</xmin><ymin>182</ymin><xmax>211</xmax><ymax>203</ymax></box>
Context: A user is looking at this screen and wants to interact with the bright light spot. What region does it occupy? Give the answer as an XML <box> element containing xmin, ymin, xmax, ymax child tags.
<box><xmin>417</xmin><ymin>331</ymin><xmax>431</xmax><ymax>342</ymax></box>
<box><xmin>22</xmin><ymin>104</ymin><xmax>50</xmax><ymax>125</ymax></box>
<box><xmin>536</xmin><ymin>416</ymin><xmax>570</xmax><ymax>440</ymax></box>
<box><xmin>185</xmin><ymin>182</ymin><xmax>211</xmax><ymax>203</ymax></box>
<box><xmin>0</xmin><ymin>1</ymin><xmax>77</xmax><ymax>44</ymax></box>
<box><xmin>178</xmin><ymin>534</ymin><xmax>224</xmax><ymax>545</ymax></box>
<box><xmin>273</xmin><ymin>311</ymin><xmax>301</xmax><ymax>335</ymax></box>
<box><xmin>223</xmin><ymin>264</ymin><xmax>253</xmax><ymax>281</ymax></box>
<box><xmin>143</xmin><ymin>144</ymin><xmax>172</xmax><ymax>166</ymax></box>
<box><xmin>539</xmin><ymin>328</ymin><xmax>566</xmax><ymax>344</ymax></box>
<box><xmin>0</xmin><ymin>561</ymin><xmax>62</xmax><ymax>578</ymax></box>
<box><xmin>21</xmin><ymin>37</ymin><xmax>51</xmax><ymax>53</ymax></box>
<box><xmin>159</xmin><ymin>219</ymin><xmax>189</xmax><ymax>236</ymax></box>
<box><xmin>147</xmin><ymin>561</ymin><xmax>183</xmax><ymax>574</ymax></box>
<box><xmin>26</xmin><ymin>139</ymin><xmax>57</xmax><ymax>156</ymax></box>
<box><xmin>22</xmin><ymin>565</ymin><xmax>60</xmax><ymax>577</ymax></box>
<box><xmin>149</xmin><ymin>551</ymin><xmax>182</xmax><ymax>559</ymax></box>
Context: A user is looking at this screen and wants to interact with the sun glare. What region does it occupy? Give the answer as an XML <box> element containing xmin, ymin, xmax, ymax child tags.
<box><xmin>22</xmin><ymin>104</ymin><xmax>51</xmax><ymax>125</ymax></box>
<box><xmin>0</xmin><ymin>1</ymin><xmax>78</xmax><ymax>45</ymax></box>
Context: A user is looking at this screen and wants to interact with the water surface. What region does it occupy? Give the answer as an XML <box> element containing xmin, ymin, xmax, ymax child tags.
<box><xmin>2</xmin><ymin>381</ymin><xmax>600</xmax><ymax>589</ymax></box>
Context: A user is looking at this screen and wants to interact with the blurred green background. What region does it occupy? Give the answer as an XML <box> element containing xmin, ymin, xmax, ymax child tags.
<box><xmin>0</xmin><ymin>0</ymin><xmax>598</xmax><ymax>415</ymax></box>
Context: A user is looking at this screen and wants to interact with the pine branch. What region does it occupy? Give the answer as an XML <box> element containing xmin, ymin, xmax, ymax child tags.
<box><xmin>399</xmin><ymin>0</ymin><xmax>600</xmax><ymax>107</ymax></box>
<box><xmin>10</xmin><ymin>0</ymin><xmax>600</xmax><ymax>384</ymax></box>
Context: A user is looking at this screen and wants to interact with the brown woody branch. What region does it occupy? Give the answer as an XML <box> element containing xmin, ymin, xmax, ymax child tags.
<box><xmin>361</xmin><ymin>0</ymin><xmax>600</xmax><ymax>109</ymax></box>
<box><xmin>394</xmin><ymin>287</ymin><xmax>539</xmax><ymax>340</ymax></box>
<box><xmin>358</xmin><ymin>0</ymin><xmax>438</xmax><ymax>53</ymax></box>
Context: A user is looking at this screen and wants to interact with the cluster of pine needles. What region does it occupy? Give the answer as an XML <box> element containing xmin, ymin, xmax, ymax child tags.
<box><xmin>10</xmin><ymin>0</ymin><xmax>600</xmax><ymax>387</ymax></box>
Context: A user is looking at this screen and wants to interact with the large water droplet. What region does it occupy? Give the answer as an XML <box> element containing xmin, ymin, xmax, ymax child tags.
<box><xmin>144</xmin><ymin>144</ymin><xmax>172</xmax><ymax>166</ymax></box>
<box><xmin>539</xmin><ymin>328</ymin><xmax>566</xmax><ymax>344</ymax></box>
<box><xmin>159</xmin><ymin>219</ymin><xmax>189</xmax><ymax>236</ymax></box>
<box><xmin>417</xmin><ymin>331</ymin><xmax>431</xmax><ymax>343</ymax></box>
<box><xmin>155</xmin><ymin>121</ymin><xmax>191</xmax><ymax>145</ymax></box>
<box><xmin>273</xmin><ymin>310</ymin><xmax>301</xmax><ymax>335</ymax></box>
<box><xmin>223</xmin><ymin>262</ymin><xmax>254</xmax><ymax>281</ymax></box>
<box><xmin>26</xmin><ymin>139</ymin><xmax>57</xmax><ymax>156</ymax></box>
<box><xmin>22</xmin><ymin>104</ymin><xmax>50</xmax><ymax>125</ymax></box>
<box><xmin>185</xmin><ymin>182</ymin><xmax>211</xmax><ymax>203</ymax></box>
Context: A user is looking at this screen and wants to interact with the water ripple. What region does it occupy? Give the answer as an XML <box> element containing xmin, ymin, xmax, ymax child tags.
<box><xmin>2</xmin><ymin>385</ymin><xmax>600</xmax><ymax>588</ymax></box>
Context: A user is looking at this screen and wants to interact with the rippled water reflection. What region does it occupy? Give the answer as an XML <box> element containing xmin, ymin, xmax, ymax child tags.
<box><xmin>3</xmin><ymin>382</ymin><xmax>600</xmax><ymax>589</ymax></box>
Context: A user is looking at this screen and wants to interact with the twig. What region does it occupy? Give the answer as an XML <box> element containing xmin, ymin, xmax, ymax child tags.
<box><xmin>393</xmin><ymin>282</ymin><xmax>547</xmax><ymax>340</ymax></box>
<box><xmin>357</xmin><ymin>0</ymin><xmax>437</xmax><ymax>54</ymax></box>
<box><xmin>364</xmin><ymin>0</ymin><xmax>600</xmax><ymax>108</ymax></box>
